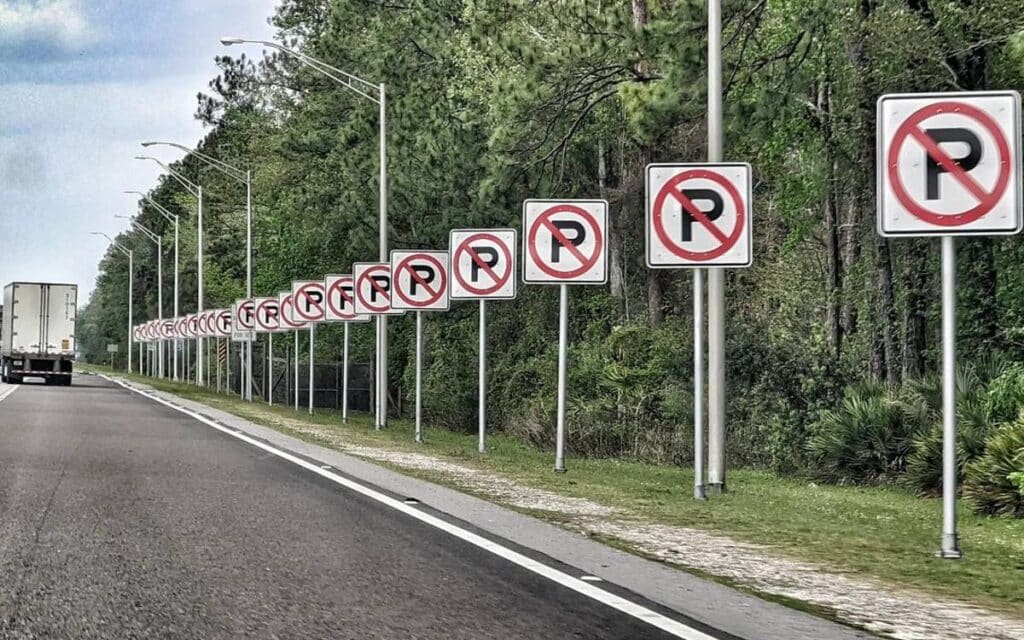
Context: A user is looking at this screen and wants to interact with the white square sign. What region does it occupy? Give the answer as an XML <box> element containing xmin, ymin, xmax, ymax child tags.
<box><xmin>449</xmin><ymin>229</ymin><xmax>517</xmax><ymax>300</ymax></box>
<box><xmin>522</xmin><ymin>199</ymin><xmax>608</xmax><ymax>284</ymax></box>
<box><xmin>390</xmin><ymin>250</ymin><xmax>450</xmax><ymax>311</ymax></box>
<box><xmin>877</xmin><ymin>91</ymin><xmax>1022</xmax><ymax>236</ymax></box>
<box><xmin>646</xmin><ymin>163</ymin><xmax>752</xmax><ymax>267</ymax></box>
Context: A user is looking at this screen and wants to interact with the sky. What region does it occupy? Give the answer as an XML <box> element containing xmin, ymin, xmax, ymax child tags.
<box><xmin>0</xmin><ymin>0</ymin><xmax>280</xmax><ymax>303</ymax></box>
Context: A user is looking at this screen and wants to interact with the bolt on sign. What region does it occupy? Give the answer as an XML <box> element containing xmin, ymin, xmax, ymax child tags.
<box><xmin>449</xmin><ymin>229</ymin><xmax>517</xmax><ymax>300</ymax></box>
<box><xmin>353</xmin><ymin>263</ymin><xmax>404</xmax><ymax>315</ymax></box>
<box><xmin>390</xmin><ymin>250</ymin><xmax>451</xmax><ymax>311</ymax></box>
<box><xmin>523</xmin><ymin>200</ymin><xmax>608</xmax><ymax>284</ymax></box>
<box><xmin>646</xmin><ymin>163</ymin><xmax>753</xmax><ymax>267</ymax></box>
<box><xmin>878</xmin><ymin>91</ymin><xmax>1022</xmax><ymax>236</ymax></box>
<box><xmin>324</xmin><ymin>275</ymin><xmax>371</xmax><ymax>323</ymax></box>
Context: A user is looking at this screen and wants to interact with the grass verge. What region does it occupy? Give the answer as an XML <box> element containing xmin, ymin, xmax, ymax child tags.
<box><xmin>82</xmin><ymin>365</ymin><xmax>1024</xmax><ymax>618</ymax></box>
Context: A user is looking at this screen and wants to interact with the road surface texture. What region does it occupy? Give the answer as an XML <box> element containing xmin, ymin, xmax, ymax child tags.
<box><xmin>0</xmin><ymin>376</ymin><xmax>873</xmax><ymax>639</ymax></box>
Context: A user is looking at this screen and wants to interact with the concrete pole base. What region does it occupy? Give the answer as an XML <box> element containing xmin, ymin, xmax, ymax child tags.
<box><xmin>707</xmin><ymin>482</ymin><xmax>726</xmax><ymax>495</ymax></box>
<box><xmin>694</xmin><ymin>485</ymin><xmax>707</xmax><ymax>500</ymax></box>
<box><xmin>553</xmin><ymin>466</ymin><xmax>567</xmax><ymax>474</ymax></box>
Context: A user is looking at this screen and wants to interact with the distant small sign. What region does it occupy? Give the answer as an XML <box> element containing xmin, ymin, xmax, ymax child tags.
<box><xmin>107</xmin><ymin>344</ymin><xmax>119</xmax><ymax>353</ymax></box>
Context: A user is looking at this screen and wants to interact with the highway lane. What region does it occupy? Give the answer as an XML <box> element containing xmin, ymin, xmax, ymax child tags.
<box><xmin>0</xmin><ymin>377</ymin><xmax>709</xmax><ymax>639</ymax></box>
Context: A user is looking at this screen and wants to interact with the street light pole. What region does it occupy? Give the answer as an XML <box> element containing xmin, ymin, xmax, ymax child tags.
<box><xmin>135</xmin><ymin>155</ymin><xmax>204</xmax><ymax>386</ymax></box>
<box><xmin>126</xmin><ymin>191</ymin><xmax>180</xmax><ymax>381</ymax></box>
<box><xmin>221</xmin><ymin>36</ymin><xmax>388</xmax><ymax>426</ymax></box>
<box><xmin>116</xmin><ymin>215</ymin><xmax>164</xmax><ymax>378</ymax></box>
<box><xmin>92</xmin><ymin>233</ymin><xmax>133</xmax><ymax>374</ymax></box>
<box><xmin>142</xmin><ymin>142</ymin><xmax>253</xmax><ymax>401</ymax></box>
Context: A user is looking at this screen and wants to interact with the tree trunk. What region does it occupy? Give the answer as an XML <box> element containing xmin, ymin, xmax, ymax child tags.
<box><xmin>902</xmin><ymin>240</ymin><xmax>929</xmax><ymax>379</ymax></box>
<box><xmin>873</xmin><ymin>234</ymin><xmax>900</xmax><ymax>385</ymax></box>
<box><xmin>632</xmin><ymin>0</ymin><xmax>663</xmax><ymax>326</ymax></box>
<box><xmin>603</xmin><ymin>141</ymin><xmax>627</xmax><ymax>319</ymax></box>
<box><xmin>819</xmin><ymin>80</ymin><xmax>843</xmax><ymax>358</ymax></box>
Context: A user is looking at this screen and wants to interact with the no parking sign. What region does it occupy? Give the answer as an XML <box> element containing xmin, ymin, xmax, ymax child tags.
<box><xmin>390</xmin><ymin>250</ymin><xmax>450</xmax><ymax>311</ymax></box>
<box><xmin>449</xmin><ymin>229</ymin><xmax>517</xmax><ymax>300</ymax></box>
<box><xmin>292</xmin><ymin>281</ymin><xmax>327</xmax><ymax>323</ymax></box>
<box><xmin>278</xmin><ymin>291</ymin><xmax>308</xmax><ymax>330</ymax></box>
<box><xmin>215</xmin><ymin>309</ymin><xmax>232</xmax><ymax>337</ymax></box>
<box><xmin>646</xmin><ymin>163</ymin><xmax>752</xmax><ymax>267</ymax></box>
<box><xmin>324</xmin><ymin>275</ymin><xmax>371</xmax><ymax>323</ymax></box>
<box><xmin>353</xmin><ymin>263</ymin><xmax>403</xmax><ymax>315</ymax></box>
<box><xmin>254</xmin><ymin>297</ymin><xmax>281</xmax><ymax>333</ymax></box>
<box><xmin>878</xmin><ymin>91</ymin><xmax>1022</xmax><ymax>236</ymax></box>
<box><xmin>522</xmin><ymin>200</ymin><xmax>608</xmax><ymax>284</ymax></box>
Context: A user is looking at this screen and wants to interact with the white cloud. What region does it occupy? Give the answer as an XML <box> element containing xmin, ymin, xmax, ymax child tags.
<box><xmin>0</xmin><ymin>0</ymin><xmax>98</xmax><ymax>57</ymax></box>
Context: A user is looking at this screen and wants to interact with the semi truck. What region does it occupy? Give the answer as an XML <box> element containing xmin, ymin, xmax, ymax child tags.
<box><xmin>1</xmin><ymin>282</ymin><xmax>78</xmax><ymax>385</ymax></box>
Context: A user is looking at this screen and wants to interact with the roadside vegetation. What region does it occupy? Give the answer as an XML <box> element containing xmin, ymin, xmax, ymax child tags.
<box><xmin>82</xmin><ymin>366</ymin><xmax>1024</xmax><ymax>617</ymax></box>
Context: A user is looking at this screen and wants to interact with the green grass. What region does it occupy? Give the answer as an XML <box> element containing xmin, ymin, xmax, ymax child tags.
<box><xmin>82</xmin><ymin>365</ymin><xmax>1024</xmax><ymax>617</ymax></box>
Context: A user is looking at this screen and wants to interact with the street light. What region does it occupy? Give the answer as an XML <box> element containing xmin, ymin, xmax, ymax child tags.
<box><xmin>143</xmin><ymin>141</ymin><xmax>254</xmax><ymax>402</ymax></box>
<box><xmin>135</xmin><ymin>155</ymin><xmax>205</xmax><ymax>386</ymax></box>
<box><xmin>91</xmin><ymin>232</ymin><xmax>133</xmax><ymax>374</ymax></box>
<box><xmin>222</xmin><ymin>36</ymin><xmax>390</xmax><ymax>428</ymax></box>
<box><xmin>115</xmin><ymin>215</ymin><xmax>164</xmax><ymax>379</ymax></box>
<box><xmin>125</xmin><ymin>191</ymin><xmax>180</xmax><ymax>381</ymax></box>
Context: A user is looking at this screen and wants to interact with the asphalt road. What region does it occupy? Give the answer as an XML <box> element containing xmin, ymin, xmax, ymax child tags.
<box><xmin>0</xmin><ymin>376</ymin><xmax>702</xmax><ymax>639</ymax></box>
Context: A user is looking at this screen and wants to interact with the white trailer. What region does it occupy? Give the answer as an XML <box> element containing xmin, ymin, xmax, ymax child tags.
<box><xmin>1</xmin><ymin>282</ymin><xmax>78</xmax><ymax>385</ymax></box>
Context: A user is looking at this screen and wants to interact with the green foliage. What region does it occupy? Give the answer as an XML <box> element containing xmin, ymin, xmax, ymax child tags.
<box><xmin>903</xmin><ymin>397</ymin><xmax>994</xmax><ymax>496</ymax></box>
<box><xmin>984</xmin><ymin>364</ymin><xmax>1024</xmax><ymax>425</ymax></box>
<box><xmin>964</xmin><ymin>420</ymin><xmax>1024</xmax><ymax>518</ymax></box>
<box><xmin>807</xmin><ymin>384</ymin><xmax>917</xmax><ymax>484</ymax></box>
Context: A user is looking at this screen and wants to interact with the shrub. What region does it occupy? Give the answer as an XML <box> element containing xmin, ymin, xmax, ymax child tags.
<box><xmin>903</xmin><ymin>397</ymin><xmax>993</xmax><ymax>496</ymax></box>
<box><xmin>984</xmin><ymin>364</ymin><xmax>1024</xmax><ymax>425</ymax></box>
<box><xmin>807</xmin><ymin>384</ymin><xmax>916</xmax><ymax>484</ymax></box>
<box><xmin>964</xmin><ymin>419</ymin><xmax>1024</xmax><ymax>517</ymax></box>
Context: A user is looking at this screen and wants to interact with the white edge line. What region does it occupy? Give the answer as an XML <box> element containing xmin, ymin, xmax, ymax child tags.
<box><xmin>102</xmin><ymin>375</ymin><xmax>718</xmax><ymax>640</ymax></box>
<box><xmin>0</xmin><ymin>384</ymin><xmax>19</xmax><ymax>404</ymax></box>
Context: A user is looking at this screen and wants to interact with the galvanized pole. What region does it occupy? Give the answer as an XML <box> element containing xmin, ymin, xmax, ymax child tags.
<box><xmin>128</xmin><ymin>251</ymin><xmax>134</xmax><ymax>374</ymax></box>
<box><xmin>342</xmin><ymin>323</ymin><xmax>350</xmax><ymax>423</ymax></box>
<box><xmin>186</xmin><ymin>338</ymin><xmax>191</xmax><ymax>383</ymax></box>
<box><xmin>554</xmin><ymin>284</ymin><xmax>569</xmax><ymax>473</ymax></box>
<box><xmin>478</xmin><ymin>299</ymin><xmax>487</xmax><ymax>453</ymax></box>
<box><xmin>706</xmin><ymin>0</ymin><xmax>727</xmax><ymax>494</ymax></box>
<box><xmin>294</xmin><ymin>330</ymin><xmax>300</xmax><ymax>412</ymax></box>
<box><xmin>245</xmin><ymin>170</ymin><xmax>253</xmax><ymax>402</ymax></box>
<box><xmin>156</xmin><ymin>236</ymin><xmax>164</xmax><ymax>379</ymax></box>
<box><xmin>694</xmin><ymin>269</ymin><xmax>706</xmax><ymax>499</ymax></box>
<box><xmin>415</xmin><ymin>311</ymin><xmax>423</xmax><ymax>443</ymax></box>
<box><xmin>196</xmin><ymin>186</ymin><xmax>205</xmax><ymax>388</ymax></box>
<box><xmin>308</xmin><ymin>325</ymin><xmax>315</xmax><ymax>415</ymax></box>
<box><xmin>268</xmin><ymin>333</ymin><xmax>274</xmax><ymax>406</ymax></box>
<box><xmin>939</xmin><ymin>236</ymin><xmax>962</xmax><ymax>558</ymax></box>
<box><xmin>173</xmin><ymin>217</ymin><xmax>179</xmax><ymax>381</ymax></box>
<box><xmin>377</xmin><ymin>83</ymin><xmax>390</xmax><ymax>430</ymax></box>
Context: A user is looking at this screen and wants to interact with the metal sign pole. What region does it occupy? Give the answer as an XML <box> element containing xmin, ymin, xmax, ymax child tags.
<box><xmin>694</xmin><ymin>269</ymin><xmax>707</xmax><ymax>499</ymax></box>
<box><xmin>415</xmin><ymin>311</ymin><xmax>424</xmax><ymax>442</ymax></box>
<box><xmin>308</xmin><ymin>325</ymin><xmax>315</xmax><ymax>415</ymax></box>
<box><xmin>939</xmin><ymin>236</ymin><xmax>962</xmax><ymax>558</ymax></box>
<box><xmin>342</xmin><ymin>323</ymin><xmax>350</xmax><ymax>423</ymax></box>
<box><xmin>186</xmin><ymin>339</ymin><xmax>191</xmax><ymax>383</ymax></box>
<box><xmin>478</xmin><ymin>299</ymin><xmax>487</xmax><ymax>453</ymax></box>
<box><xmin>206</xmin><ymin>338</ymin><xmax>211</xmax><ymax>388</ymax></box>
<box><xmin>294</xmin><ymin>330</ymin><xmax>300</xmax><ymax>412</ymax></box>
<box><xmin>268</xmin><ymin>333</ymin><xmax>274</xmax><ymax>407</ymax></box>
<box><xmin>554</xmin><ymin>284</ymin><xmax>569</xmax><ymax>473</ymax></box>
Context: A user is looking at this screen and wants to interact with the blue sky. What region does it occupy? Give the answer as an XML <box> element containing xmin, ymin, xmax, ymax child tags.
<box><xmin>0</xmin><ymin>0</ymin><xmax>279</xmax><ymax>301</ymax></box>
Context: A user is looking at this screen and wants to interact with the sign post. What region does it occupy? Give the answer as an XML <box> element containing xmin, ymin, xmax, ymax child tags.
<box><xmin>326</xmin><ymin>275</ymin><xmax>370</xmax><ymax>424</ymax></box>
<box><xmin>280</xmin><ymin>290</ymin><xmax>309</xmax><ymax>412</ymax></box>
<box><xmin>877</xmin><ymin>90</ymin><xmax>1021</xmax><ymax>558</ymax></box>
<box><xmin>255</xmin><ymin>298</ymin><xmax>281</xmax><ymax>406</ymax></box>
<box><xmin>646</xmin><ymin>162</ymin><xmax>753</xmax><ymax>499</ymax></box>
<box><xmin>523</xmin><ymin>200</ymin><xmax>608</xmax><ymax>472</ymax></box>
<box><xmin>391</xmin><ymin>250</ymin><xmax>451</xmax><ymax>442</ymax></box>
<box><xmin>355</xmin><ymin>262</ymin><xmax>402</xmax><ymax>429</ymax></box>
<box><xmin>292</xmin><ymin>281</ymin><xmax>326</xmax><ymax>416</ymax></box>
<box><xmin>450</xmin><ymin>229</ymin><xmax>517</xmax><ymax>453</ymax></box>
